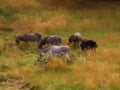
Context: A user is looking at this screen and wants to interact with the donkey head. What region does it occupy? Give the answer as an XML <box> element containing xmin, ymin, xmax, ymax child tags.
<box><xmin>95</xmin><ymin>43</ymin><xmax>98</xmax><ymax>48</ymax></box>
<box><xmin>37</xmin><ymin>49</ymin><xmax>44</xmax><ymax>61</ymax></box>
<box><xmin>15</xmin><ymin>37</ymin><xmax>20</xmax><ymax>45</ymax></box>
<box><xmin>39</xmin><ymin>49</ymin><xmax>45</xmax><ymax>58</ymax></box>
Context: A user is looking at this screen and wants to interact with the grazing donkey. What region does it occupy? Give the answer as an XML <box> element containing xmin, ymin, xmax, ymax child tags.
<box><xmin>39</xmin><ymin>35</ymin><xmax>62</xmax><ymax>49</ymax></box>
<box><xmin>74</xmin><ymin>32</ymin><xmax>82</xmax><ymax>37</ymax></box>
<box><xmin>68</xmin><ymin>32</ymin><xmax>82</xmax><ymax>48</ymax></box>
<box><xmin>80</xmin><ymin>39</ymin><xmax>98</xmax><ymax>52</ymax></box>
<box><xmin>15</xmin><ymin>33</ymin><xmax>42</xmax><ymax>45</ymax></box>
<box><xmin>38</xmin><ymin>45</ymin><xmax>70</xmax><ymax>63</ymax></box>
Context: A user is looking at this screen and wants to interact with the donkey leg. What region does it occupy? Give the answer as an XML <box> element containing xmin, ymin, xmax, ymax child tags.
<box><xmin>75</xmin><ymin>43</ymin><xmax>77</xmax><ymax>48</ymax></box>
<box><xmin>25</xmin><ymin>41</ymin><xmax>29</xmax><ymax>47</ymax></box>
<box><xmin>45</xmin><ymin>55</ymin><xmax>50</xmax><ymax>63</ymax></box>
<box><xmin>73</xmin><ymin>43</ymin><xmax>75</xmax><ymax>48</ymax></box>
<box><xmin>94</xmin><ymin>48</ymin><xmax>96</xmax><ymax>53</ymax></box>
<box><xmin>83</xmin><ymin>49</ymin><xmax>87</xmax><ymax>57</ymax></box>
<box><xmin>65</xmin><ymin>53</ymin><xmax>70</xmax><ymax>61</ymax></box>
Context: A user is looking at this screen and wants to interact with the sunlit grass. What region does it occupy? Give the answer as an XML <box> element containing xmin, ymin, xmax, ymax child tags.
<box><xmin>0</xmin><ymin>1</ymin><xmax>120</xmax><ymax>90</ymax></box>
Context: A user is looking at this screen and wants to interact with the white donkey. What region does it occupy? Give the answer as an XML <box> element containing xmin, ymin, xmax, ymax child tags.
<box><xmin>74</xmin><ymin>32</ymin><xmax>82</xmax><ymax>37</ymax></box>
<box><xmin>38</xmin><ymin>45</ymin><xmax>70</xmax><ymax>63</ymax></box>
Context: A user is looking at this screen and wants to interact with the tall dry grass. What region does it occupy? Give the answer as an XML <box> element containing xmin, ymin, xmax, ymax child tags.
<box><xmin>0</xmin><ymin>1</ymin><xmax>120</xmax><ymax>90</ymax></box>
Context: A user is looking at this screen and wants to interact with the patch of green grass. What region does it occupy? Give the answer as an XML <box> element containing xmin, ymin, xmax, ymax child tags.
<box><xmin>111</xmin><ymin>86</ymin><xmax>120</xmax><ymax>90</ymax></box>
<box><xmin>16</xmin><ymin>60</ymin><xmax>27</xmax><ymax>67</ymax></box>
<box><xmin>56</xmin><ymin>85</ymin><xmax>85</xmax><ymax>90</ymax></box>
<box><xmin>0</xmin><ymin>8</ymin><xmax>18</xmax><ymax>23</ymax></box>
<box><xmin>0</xmin><ymin>64</ymin><xmax>11</xmax><ymax>71</ymax></box>
<box><xmin>81</xmin><ymin>29</ymin><xmax>108</xmax><ymax>38</ymax></box>
<box><xmin>6</xmin><ymin>73</ymin><xmax>21</xmax><ymax>80</ymax></box>
<box><xmin>0</xmin><ymin>1</ymin><xmax>120</xmax><ymax>90</ymax></box>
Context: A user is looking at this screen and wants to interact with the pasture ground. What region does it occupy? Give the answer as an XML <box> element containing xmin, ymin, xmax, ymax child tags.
<box><xmin>0</xmin><ymin>1</ymin><xmax>120</xmax><ymax>90</ymax></box>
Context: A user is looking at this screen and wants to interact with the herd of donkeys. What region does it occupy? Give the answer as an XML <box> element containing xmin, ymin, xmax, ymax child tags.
<box><xmin>15</xmin><ymin>32</ymin><xmax>98</xmax><ymax>63</ymax></box>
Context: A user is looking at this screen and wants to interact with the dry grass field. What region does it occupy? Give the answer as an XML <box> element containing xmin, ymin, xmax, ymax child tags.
<box><xmin>0</xmin><ymin>0</ymin><xmax>120</xmax><ymax>90</ymax></box>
